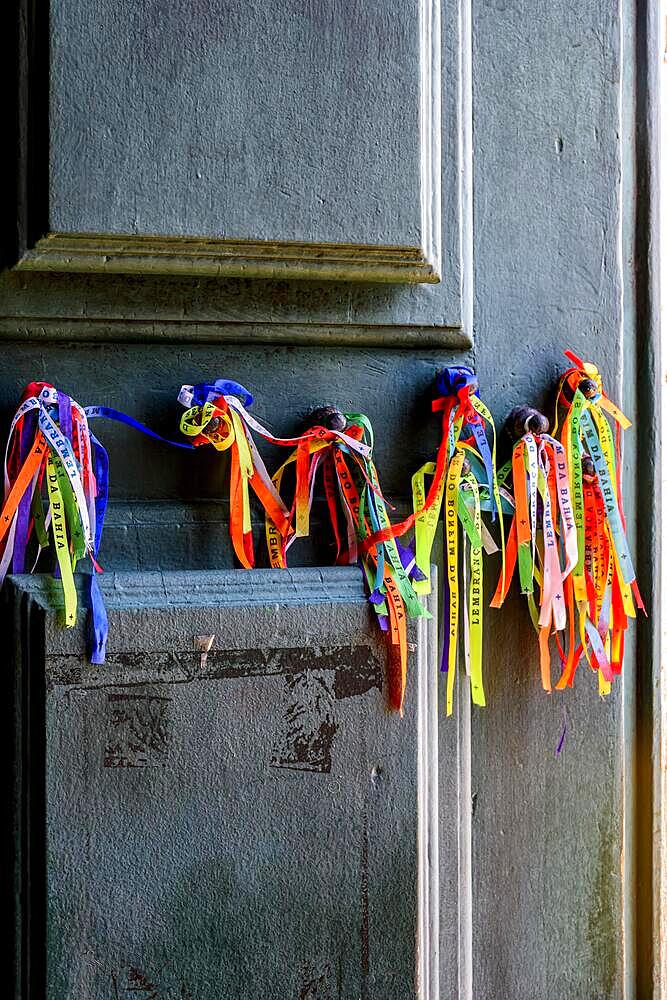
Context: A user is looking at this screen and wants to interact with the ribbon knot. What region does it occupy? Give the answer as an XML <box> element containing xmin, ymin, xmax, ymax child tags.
<box><xmin>180</xmin><ymin>401</ymin><xmax>236</xmax><ymax>451</ymax></box>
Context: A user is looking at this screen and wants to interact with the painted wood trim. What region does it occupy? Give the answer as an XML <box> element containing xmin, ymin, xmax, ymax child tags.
<box><xmin>0</xmin><ymin>315</ymin><xmax>471</xmax><ymax>348</ymax></box>
<box><xmin>15</xmin><ymin>233</ymin><xmax>442</xmax><ymax>284</ymax></box>
<box><xmin>419</xmin><ymin>0</ymin><xmax>443</xmax><ymax>279</ymax></box>
<box><xmin>417</xmin><ymin>581</ymin><xmax>441</xmax><ymax>1000</ymax></box>
<box><xmin>620</xmin><ymin>0</ymin><xmax>663</xmax><ymax>995</ymax></box>
<box><xmin>6</xmin><ymin>566</ymin><xmax>373</xmax><ymax>613</ymax></box>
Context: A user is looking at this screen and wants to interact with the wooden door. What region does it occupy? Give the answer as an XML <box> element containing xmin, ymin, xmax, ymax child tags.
<box><xmin>1</xmin><ymin>0</ymin><xmax>660</xmax><ymax>997</ymax></box>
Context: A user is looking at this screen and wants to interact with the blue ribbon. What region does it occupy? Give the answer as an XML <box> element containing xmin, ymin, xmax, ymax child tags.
<box><xmin>440</xmin><ymin>527</ymin><xmax>451</xmax><ymax>673</ymax></box>
<box><xmin>88</xmin><ymin>574</ymin><xmax>108</xmax><ymax>666</ymax></box>
<box><xmin>81</xmin><ymin>405</ymin><xmax>193</xmax><ymax>665</ymax></box>
<box><xmin>90</xmin><ymin>433</ymin><xmax>109</xmax><ymax>558</ymax></box>
<box><xmin>435</xmin><ymin>366</ymin><xmax>478</xmax><ymax>397</ymax></box>
<box><xmin>469</xmin><ymin>421</ymin><xmax>497</xmax><ymax>521</ymax></box>
<box><xmin>84</xmin><ymin>406</ymin><xmax>195</xmax><ymax>449</ymax></box>
<box><xmin>87</xmin><ymin>432</ymin><xmax>109</xmax><ymax>665</ymax></box>
<box><xmin>190</xmin><ymin>379</ymin><xmax>254</xmax><ymax>408</ymax></box>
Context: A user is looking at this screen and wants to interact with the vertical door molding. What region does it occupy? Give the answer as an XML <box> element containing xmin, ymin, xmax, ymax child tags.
<box><xmin>620</xmin><ymin>0</ymin><xmax>663</xmax><ymax>994</ymax></box>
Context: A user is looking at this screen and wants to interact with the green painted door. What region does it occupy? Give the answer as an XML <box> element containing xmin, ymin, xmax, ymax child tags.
<box><xmin>2</xmin><ymin>0</ymin><xmax>659</xmax><ymax>996</ymax></box>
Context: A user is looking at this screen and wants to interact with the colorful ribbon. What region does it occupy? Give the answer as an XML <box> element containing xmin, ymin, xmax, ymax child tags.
<box><xmin>0</xmin><ymin>383</ymin><xmax>194</xmax><ymax>664</ymax></box>
<box><xmin>265</xmin><ymin>409</ymin><xmax>428</xmax><ymax>713</ymax></box>
<box><xmin>1</xmin><ymin>382</ymin><xmax>106</xmax><ymax>658</ymax></box>
<box><xmin>177</xmin><ymin>379</ymin><xmax>297</xmax><ymax>570</ymax></box>
<box><xmin>491</xmin><ymin>414</ymin><xmax>577</xmax><ymax>692</ymax></box>
<box><xmin>493</xmin><ymin>351</ymin><xmax>642</xmax><ymax>695</ymax></box>
<box><xmin>177</xmin><ymin>383</ymin><xmax>428</xmax><ymax>712</ymax></box>
<box><xmin>347</xmin><ymin>367</ymin><xmax>505</xmax><ymax>714</ymax></box>
<box><xmin>550</xmin><ymin>351</ymin><xmax>644</xmax><ymax>692</ymax></box>
<box><xmin>6</xmin><ymin>362</ymin><xmax>634</xmax><ymax>711</ymax></box>
<box><xmin>406</xmin><ymin>367</ymin><xmax>505</xmax><ymax>715</ymax></box>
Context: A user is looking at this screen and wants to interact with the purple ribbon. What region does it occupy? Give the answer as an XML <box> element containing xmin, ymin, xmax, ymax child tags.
<box><xmin>440</xmin><ymin>529</ymin><xmax>451</xmax><ymax>672</ymax></box>
<box><xmin>87</xmin><ymin>432</ymin><xmax>109</xmax><ymax>664</ymax></box>
<box><xmin>12</xmin><ymin>409</ymin><xmax>38</xmax><ymax>574</ymax></box>
<box><xmin>555</xmin><ymin>714</ymin><xmax>568</xmax><ymax>757</ymax></box>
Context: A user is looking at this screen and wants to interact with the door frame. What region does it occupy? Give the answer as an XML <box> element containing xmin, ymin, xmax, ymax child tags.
<box><xmin>621</xmin><ymin>0</ymin><xmax>663</xmax><ymax>995</ymax></box>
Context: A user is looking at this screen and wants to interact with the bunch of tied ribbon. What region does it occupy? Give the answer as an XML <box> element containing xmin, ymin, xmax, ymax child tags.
<box><xmin>264</xmin><ymin>406</ymin><xmax>428</xmax><ymax>713</ymax></box>
<box><xmin>490</xmin><ymin>404</ymin><xmax>578</xmax><ymax>692</ymax></box>
<box><xmin>356</xmin><ymin>367</ymin><xmax>504</xmax><ymax>716</ymax></box>
<box><xmin>177</xmin><ymin>379</ymin><xmax>295</xmax><ymax>570</ymax></box>
<box><xmin>177</xmin><ymin>383</ymin><xmax>427</xmax><ymax>712</ymax></box>
<box><xmin>0</xmin><ymin>382</ymin><xmax>107</xmax><ymax>660</ymax></box>
<box><xmin>0</xmin><ymin>382</ymin><xmax>194</xmax><ymax>664</ymax></box>
<box><xmin>551</xmin><ymin>351</ymin><xmax>643</xmax><ymax>692</ymax></box>
<box><xmin>491</xmin><ymin>351</ymin><xmax>642</xmax><ymax>694</ymax></box>
<box><xmin>409</xmin><ymin>367</ymin><xmax>505</xmax><ymax>715</ymax></box>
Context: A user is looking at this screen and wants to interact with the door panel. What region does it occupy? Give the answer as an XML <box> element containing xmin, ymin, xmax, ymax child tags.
<box><xmin>50</xmin><ymin>1</ymin><xmax>425</xmax><ymax>249</ymax></box>
<box><xmin>4</xmin><ymin>0</ymin><xmax>469</xmax><ymax>339</ymax></box>
<box><xmin>6</xmin><ymin>569</ymin><xmax>456</xmax><ymax>999</ymax></box>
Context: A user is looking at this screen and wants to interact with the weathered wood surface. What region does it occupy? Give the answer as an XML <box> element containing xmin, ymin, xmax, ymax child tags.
<box><xmin>471</xmin><ymin>1</ymin><xmax>632</xmax><ymax>997</ymax></box>
<box><xmin>6</xmin><ymin>569</ymin><xmax>450</xmax><ymax>999</ymax></box>
<box><xmin>50</xmin><ymin>0</ymin><xmax>423</xmax><ymax>247</ymax></box>
<box><xmin>0</xmin><ymin>0</ymin><xmax>659</xmax><ymax>995</ymax></box>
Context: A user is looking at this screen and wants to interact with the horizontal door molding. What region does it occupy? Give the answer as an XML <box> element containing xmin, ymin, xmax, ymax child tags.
<box><xmin>17</xmin><ymin>233</ymin><xmax>440</xmax><ymax>284</ymax></box>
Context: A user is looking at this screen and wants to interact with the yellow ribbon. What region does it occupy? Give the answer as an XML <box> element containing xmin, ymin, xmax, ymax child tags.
<box><xmin>462</xmin><ymin>470</ymin><xmax>484</xmax><ymax>706</ymax></box>
<box><xmin>46</xmin><ymin>456</ymin><xmax>77</xmax><ymax>628</ymax></box>
<box><xmin>412</xmin><ymin>461</ymin><xmax>446</xmax><ymax>596</ymax></box>
<box><xmin>445</xmin><ymin>449</ymin><xmax>465</xmax><ymax>716</ymax></box>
